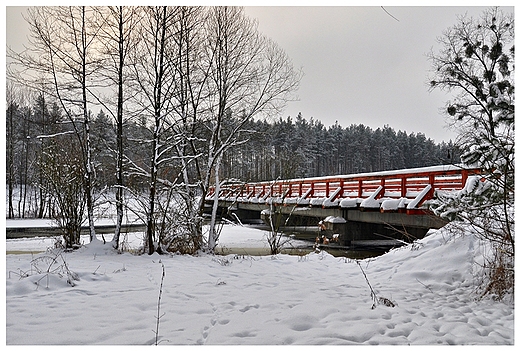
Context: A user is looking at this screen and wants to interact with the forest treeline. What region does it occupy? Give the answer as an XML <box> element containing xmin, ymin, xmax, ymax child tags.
<box><xmin>221</xmin><ymin>113</ymin><xmax>460</xmax><ymax>181</ymax></box>
<box><xmin>6</xmin><ymin>94</ymin><xmax>460</xmax><ymax>220</ymax></box>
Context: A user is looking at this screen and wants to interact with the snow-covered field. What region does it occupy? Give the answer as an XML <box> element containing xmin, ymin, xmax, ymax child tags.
<box><xmin>5</xmin><ymin>223</ymin><xmax>514</xmax><ymax>345</ymax></box>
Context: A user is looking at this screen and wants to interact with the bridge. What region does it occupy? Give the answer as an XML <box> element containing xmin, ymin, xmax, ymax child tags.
<box><xmin>206</xmin><ymin>165</ymin><xmax>482</xmax><ymax>247</ymax></box>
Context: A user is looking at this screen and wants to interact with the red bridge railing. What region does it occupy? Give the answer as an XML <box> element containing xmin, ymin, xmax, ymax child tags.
<box><xmin>207</xmin><ymin>165</ymin><xmax>482</xmax><ymax>214</ymax></box>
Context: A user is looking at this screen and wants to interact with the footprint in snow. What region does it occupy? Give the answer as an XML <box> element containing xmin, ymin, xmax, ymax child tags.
<box><xmin>239</xmin><ymin>304</ymin><xmax>259</xmax><ymax>312</ymax></box>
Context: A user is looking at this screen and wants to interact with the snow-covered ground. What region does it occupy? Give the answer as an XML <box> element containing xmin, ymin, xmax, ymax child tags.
<box><xmin>5</xmin><ymin>222</ymin><xmax>514</xmax><ymax>345</ymax></box>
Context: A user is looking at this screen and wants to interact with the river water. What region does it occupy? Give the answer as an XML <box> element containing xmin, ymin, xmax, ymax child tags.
<box><xmin>6</xmin><ymin>222</ymin><xmax>397</xmax><ymax>259</ymax></box>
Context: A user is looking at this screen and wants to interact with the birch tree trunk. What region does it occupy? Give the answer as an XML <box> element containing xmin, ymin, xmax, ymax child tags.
<box><xmin>110</xmin><ymin>6</ymin><xmax>126</xmax><ymax>250</ymax></box>
<box><xmin>208</xmin><ymin>153</ymin><xmax>223</xmax><ymax>252</ymax></box>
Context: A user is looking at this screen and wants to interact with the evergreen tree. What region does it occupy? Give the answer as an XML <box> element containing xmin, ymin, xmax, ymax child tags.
<box><xmin>428</xmin><ymin>7</ymin><xmax>514</xmax><ymax>299</ymax></box>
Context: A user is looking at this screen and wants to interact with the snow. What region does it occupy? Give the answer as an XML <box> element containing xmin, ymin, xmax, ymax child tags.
<box><xmin>407</xmin><ymin>184</ymin><xmax>432</xmax><ymax>209</ymax></box>
<box><xmin>340</xmin><ymin>198</ymin><xmax>360</xmax><ymax>208</ymax></box>
<box><xmin>322</xmin><ymin>187</ymin><xmax>342</xmax><ymax>207</ymax></box>
<box><xmin>296</xmin><ymin>197</ymin><xmax>311</xmax><ymax>205</ymax></box>
<box><xmin>323</xmin><ymin>216</ymin><xmax>346</xmax><ymax>224</ymax></box>
<box><xmin>360</xmin><ymin>185</ymin><xmax>384</xmax><ymax>208</ymax></box>
<box><xmin>6</xmin><ymin>218</ymin><xmax>56</xmax><ymax>228</ymax></box>
<box><xmin>262</xmin><ymin>164</ymin><xmax>472</xmax><ymax>184</ymax></box>
<box><xmin>4</xmin><ymin>221</ymin><xmax>514</xmax><ymax>345</ymax></box>
<box><xmin>380</xmin><ymin>198</ymin><xmax>406</xmax><ymax>211</ymax></box>
<box><xmin>310</xmin><ymin>198</ymin><xmax>324</xmax><ymax>206</ymax></box>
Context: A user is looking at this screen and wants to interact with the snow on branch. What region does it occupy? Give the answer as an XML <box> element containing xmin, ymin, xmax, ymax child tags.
<box><xmin>36</xmin><ymin>131</ymin><xmax>75</xmax><ymax>139</ymax></box>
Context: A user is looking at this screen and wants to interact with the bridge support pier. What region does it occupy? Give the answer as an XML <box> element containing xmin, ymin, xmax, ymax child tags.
<box><xmin>260</xmin><ymin>210</ymin><xmax>322</xmax><ymax>228</ymax></box>
<box><xmin>322</xmin><ymin>210</ymin><xmax>443</xmax><ymax>246</ymax></box>
<box><xmin>323</xmin><ymin>220</ymin><xmax>430</xmax><ymax>246</ymax></box>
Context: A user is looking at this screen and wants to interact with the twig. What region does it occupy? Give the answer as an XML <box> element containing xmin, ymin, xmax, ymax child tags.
<box><xmin>357</xmin><ymin>260</ymin><xmax>396</xmax><ymax>309</ymax></box>
<box><xmin>356</xmin><ymin>260</ymin><xmax>378</xmax><ymax>309</ymax></box>
<box><xmin>154</xmin><ymin>262</ymin><xmax>166</xmax><ymax>346</ymax></box>
<box><xmin>381</xmin><ymin>6</ymin><xmax>400</xmax><ymax>22</ymax></box>
<box><xmin>416</xmin><ymin>278</ymin><xmax>434</xmax><ymax>293</ymax></box>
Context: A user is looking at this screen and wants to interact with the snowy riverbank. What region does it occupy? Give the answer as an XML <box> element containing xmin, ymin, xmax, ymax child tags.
<box><xmin>5</xmin><ymin>222</ymin><xmax>514</xmax><ymax>345</ymax></box>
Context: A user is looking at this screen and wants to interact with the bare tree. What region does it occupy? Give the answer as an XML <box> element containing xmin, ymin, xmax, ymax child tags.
<box><xmin>128</xmin><ymin>6</ymin><xmax>179</xmax><ymax>254</ymax></box>
<box><xmin>11</xmin><ymin>6</ymin><xmax>105</xmax><ymax>243</ymax></box>
<box><xmin>94</xmin><ymin>6</ymin><xmax>141</xmax><ymax>249</ymax></box>
<box><xmin>202</xmin><ymin>6</ymin><xmax>301</xmax><ymax>252</ymax></box>
<box><xmin>124</xmin><ymin>6</ymin><xmax>300</xmax><ymax>254</ymax></box>
<box><xmin>264</xmin><ymin>181</ymin><xmax>296</xmax><ymax>255</ymax></box>
<box><xmin>161</xmin><ymin>6</ymin><xmax>209</xmax><ymax>254</ymax></box>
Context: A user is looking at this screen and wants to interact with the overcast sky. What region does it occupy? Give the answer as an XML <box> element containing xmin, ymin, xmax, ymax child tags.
<box><xmin>5</xmin><ymin>4</ymin><xmax>514</xmax><ymax>143</ymax></box>
<box><xmin>244</xmin><ymin>5</ymin><xmax>515</xmax><ymax>143</ymax></box>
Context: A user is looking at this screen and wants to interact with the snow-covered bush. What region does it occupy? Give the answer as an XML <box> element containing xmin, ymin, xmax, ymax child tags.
<box><xmin>156</xmin><ymin>194</ymin><xmax>204</xmax><ymax>255</ymax></box>
<box><xmin>40</xmin><ymin>136</ymin><xmax>86</xmax><ymax>249</ymax></box>
<box><xmin>8</xmin><ymin>249</ymin><xmax>80</xmax><ymax>290</ymax></box>
<box><xmin>263</xmin><ymin>201</ymin><xmax>295</xmax><ymax>255</ymax></box>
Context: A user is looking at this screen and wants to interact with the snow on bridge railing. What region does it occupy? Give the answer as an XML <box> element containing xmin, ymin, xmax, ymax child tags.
<box><xmin>206</xmin><ymin>165</ymin><xmax>482</xmax><ymax>214</ymax></box>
